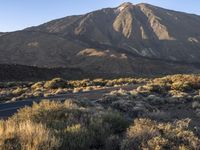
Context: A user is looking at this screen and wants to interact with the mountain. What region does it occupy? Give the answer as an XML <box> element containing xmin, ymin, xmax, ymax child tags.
<box><xmin>1</xmin><ymin>2</ymin><xmax>200</xmax><ymax>79</ymax></box>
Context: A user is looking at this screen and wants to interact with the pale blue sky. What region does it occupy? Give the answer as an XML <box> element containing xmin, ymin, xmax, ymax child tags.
<box><xmin>0</xmin><ymin>0</ymin><xmax>199</xmax><ymax>32</ymax></box>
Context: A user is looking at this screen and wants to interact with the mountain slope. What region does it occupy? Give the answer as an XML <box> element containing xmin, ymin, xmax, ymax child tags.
<box><xmin>0</xmin><ymin>2</ymin><xmax>200</xmax><ymax>77</ymax></box>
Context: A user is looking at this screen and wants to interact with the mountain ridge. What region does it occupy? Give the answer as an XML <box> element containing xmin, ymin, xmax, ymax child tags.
<box><xmin>0</xmin><ymin>2</ymin><xmax>200</xmax><ymax>79</ymax></box>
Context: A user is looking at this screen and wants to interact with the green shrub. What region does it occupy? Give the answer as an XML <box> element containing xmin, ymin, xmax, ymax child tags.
<box><xmin>101</xmin><ymin>112</ymin><xmax>129</xmax><ymax>134</ymax></box>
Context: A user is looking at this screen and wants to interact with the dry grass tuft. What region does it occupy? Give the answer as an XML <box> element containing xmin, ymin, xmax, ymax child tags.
<box><xmin>0</xmin><ymin>120</ymin><xmax>59</xmax><ymax>150</ymax></box>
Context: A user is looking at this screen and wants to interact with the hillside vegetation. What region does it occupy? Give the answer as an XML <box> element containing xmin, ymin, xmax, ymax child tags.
<box><xmin>1</xmin><ymin>74</ymin><xmax>200</xmax><ymax>149</ymax></box>
<box><xmin>0</xmin><ymin>77</ymin><xmax>146</xmax><ymax>103</ymax></box>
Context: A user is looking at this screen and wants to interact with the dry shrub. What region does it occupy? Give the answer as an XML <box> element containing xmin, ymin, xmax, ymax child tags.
<box><xmin>158</xmin><ymin>74</ymin><xmax>200</xmax><ymax>91</ymax></box>
<box><xmin>12</xmin><ymin>87</ymin><xmax>27</xmax><ymax>96</ymax></box>
<box><xmin>44</xmin><ymin>78</ymin><xmax>70</xmax><ymax>89</ymax></box>
<box><xmin>69</xmin><ymin>77</ymin><xmax>145</xmax><ymax>88</ymax></box>
<box><xmin>141</xmin><ymin>74</ymin><xmax>200</xmax><ymax>95</ymax></box>
<box><xmin>69</xmin><ymin>79</ymin><xmax>92</xmax><ymax>88</ymax></box>
<box><xmin>145</xmin><ymin>83</ymin><xmax>170</xmax><ymax>94</ymax></box>
<box><xmin>0</xmin><ymin>120</ymin><xmax>59</xmax><ymax>150</ymax></box>
<box><xmin>171</xmin><ymin>81</ymin><xmax>192</xmax><ymax>92</ymax></box>
<box><xmin>109</xmin><ymin>89</ymin><xmax>129</xmax><ymax>96</ymax></box>
<box><xmin>121</xmin><ymin>118</ymin><xmax>200</xmax><ymax>150</ymax></box>
<box><xmin>31</xmin><ymin>81</ymin><xmax>44</xmax><ymax>91</ymax></box>
<box><xmin>93</xmin><ymin>78</ymin><xmax>107</xmax><ymax>86</ymax></box>
<box><xmin>8</xmin><ymin>100</ymin><xmax>129</xmax><ymax>150</ymax></box>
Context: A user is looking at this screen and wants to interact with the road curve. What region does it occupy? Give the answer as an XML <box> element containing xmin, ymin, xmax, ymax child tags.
<box><xmin>0</xmin><ymin>84</ymin><xmax>140</xmax><ymax>119</ymax></box>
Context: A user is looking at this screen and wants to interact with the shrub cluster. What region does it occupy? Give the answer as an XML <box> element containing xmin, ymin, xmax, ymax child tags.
<box><xmin>32</xmin><ymin>77</ymin><xmax>146</xmax><ymax>90</ymax></box>
<box><xmin>1</xmin><ymin>100</ymin><xmax>129</xmax><ymax>150</ymax></box>
<box><xmin>140</xmin><ymin>74</ymin><xmax>200</xmax><ymax>94</ymax></box>
<box><xmin>0</xmin><ymin>77</ymin><xmax>147</xmax><ymax>103</ymax></box>
<box><xmin>1</xmin><ymin>99</ymin><xmax>200</xmax><ymax>149</ymax></box>
<box><xmin>121</xmin><ymin>118</ymin><xmax>200</xmax><ymax>150</ymax></box>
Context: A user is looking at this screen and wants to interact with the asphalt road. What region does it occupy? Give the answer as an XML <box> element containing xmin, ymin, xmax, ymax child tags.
<box><xmin>0</xmin><ymin>84</ymin><xmax>139</xmax><ymax>119</ymax></box>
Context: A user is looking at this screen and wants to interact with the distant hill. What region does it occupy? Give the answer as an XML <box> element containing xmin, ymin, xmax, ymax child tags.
<box><xmin>1</xmin><ymin>2</ymin><xmax>200</xmax><ymax>80</ymax></box>
<box><xmin>0</xmin><ymin>64</ymin><xmax>86</xmax><ymax>81</ymax></box>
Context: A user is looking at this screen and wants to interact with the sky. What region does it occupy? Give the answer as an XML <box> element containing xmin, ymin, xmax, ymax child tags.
<box><xmin>0</xmin><ymin>0</ymin><xmax>200</xmax><ymax>32</ymax></box>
